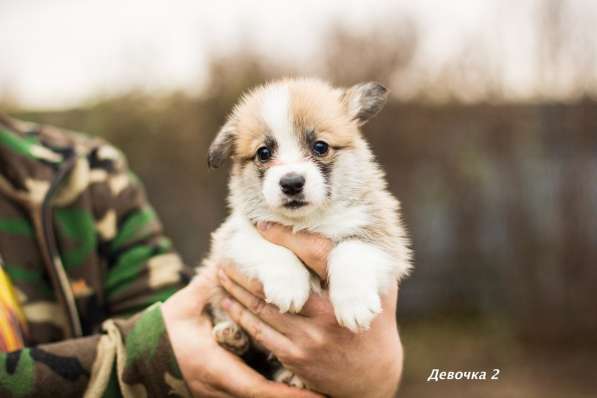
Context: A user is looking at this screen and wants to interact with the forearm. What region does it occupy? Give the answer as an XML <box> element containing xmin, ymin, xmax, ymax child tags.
<box><xmin>339</xmin><ymin>336</ymin><xmax>402</xmax><ymax>398</ymax></box>
<box><xmin>359</xmin><ymin>324</ymin><xmax>403</xmax><ymax>398</ymax></box>
<box><xmin>373</xmin><ymin>341</ymin><xmax>403</xmax><ymax>398</ymax></box>
<box><xmin>0</xmin><ymin>304</ymin><xmax>189</xmax><ymax>398</ymax></box>
<box><xmin>0</xmin><ymin>335</ymin><xmax>98</xmax><ymax>397</ymax></box>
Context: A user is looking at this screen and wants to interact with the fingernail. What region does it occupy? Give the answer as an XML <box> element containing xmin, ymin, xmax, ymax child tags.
<box><xmin>218</xmin><ymin>269</ymin><xmax>228</xmax><ymax>283</ymax></box>
<box><xmin>257</xmin><ymin>221</ymin><xmax>272</xmax><ymax>231</ymax></box>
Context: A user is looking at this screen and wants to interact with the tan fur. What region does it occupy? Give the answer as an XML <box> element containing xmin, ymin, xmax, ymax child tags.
<box><xmin>230</xmin><ymin>79</ymin><xmax>358</xmax><ymax>163</ymax></box>
<box><xmin>229</xmin><ymin>94</ymin><xmax>268</xmax><ymax>161</ymax></box>
<box><xmin>288</xmin><ymin>79</ymin><xmax>357</xmax><ymax>148</ymax></box>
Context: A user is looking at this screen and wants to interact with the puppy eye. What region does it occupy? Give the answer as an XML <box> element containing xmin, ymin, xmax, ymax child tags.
<box><xmin>312</xmin><ymin>141</ymin><xmax>329</xmax><ymax>156</ymax></box>
<box><xmin>256</xmin><ymin>146</ymin><xmax>272</xmax><ymax>162</ymax></box>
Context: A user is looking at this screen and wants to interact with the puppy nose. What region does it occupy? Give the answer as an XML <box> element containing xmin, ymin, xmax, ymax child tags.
<box><xmin>279</xmin><ymin>173</ymin><xmax>305</xmax><ymax>195</ymax></box>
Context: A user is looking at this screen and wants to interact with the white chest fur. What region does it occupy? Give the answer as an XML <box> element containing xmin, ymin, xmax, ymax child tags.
<box><xmin>219</xmin><ymin>211</ymin><xmax>398</xmax><ymax>331</ymax></box>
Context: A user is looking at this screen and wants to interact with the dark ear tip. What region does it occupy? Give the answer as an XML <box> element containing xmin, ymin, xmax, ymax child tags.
<box><xmin>367</xmin><ymin>82</ymin><xmax>388</xmax><ymax>96</ymax></box>
<box><xmin>349</xmin><ymin>82</ymin><xmax>389</xmax><ymax>125</ymax></box>
<box><xmin>207</xmin><ymin>153</ymin><xmax>221</xmax><ymax>169</ymax></box>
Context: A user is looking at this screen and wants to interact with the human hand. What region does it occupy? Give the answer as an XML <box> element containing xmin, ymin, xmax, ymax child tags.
<box><xmin>162</xmin><ymin>267</ymin><xmax>322</xmax><ymax>398</ymax></box>
<box><xmin>218</xmin><ymin>224</ymin><xmax>403</xmax><ymax>398</ymax></box>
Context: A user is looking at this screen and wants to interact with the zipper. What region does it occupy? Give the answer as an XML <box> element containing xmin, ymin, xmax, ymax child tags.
<box><xmin>0</xmin><ymin>116</ymin><xmax>84</xmax><ymax>338</ymax></box>
<box><xmin>36</xmin><ymin>152</ymin><xmax>83</xmax><ymax>338</ymax></box>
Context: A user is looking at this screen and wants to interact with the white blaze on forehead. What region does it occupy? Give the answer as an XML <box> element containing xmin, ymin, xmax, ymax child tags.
<box><xmin>261</xmin><ymin>84</ymin><xmax>290</xmax><ymax>134</ymax></box>
<box><xmin>260</xmin><ymin>84</ymin><xmax>302</xmax><ymax>162</ymax></box>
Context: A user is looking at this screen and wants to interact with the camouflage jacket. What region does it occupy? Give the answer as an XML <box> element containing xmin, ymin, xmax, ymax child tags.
<box><xmin>0</xmin><ymin>114</ymin><xmax>191</xmax><ymax>397</ymax></box>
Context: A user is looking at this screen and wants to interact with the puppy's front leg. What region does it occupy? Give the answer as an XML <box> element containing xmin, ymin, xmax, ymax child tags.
<box><xmin>328</xmin><ymin>240</ymin><xmax>396</xmax><ymax>332</ymax></box>
<box><xmin>225</xmin><ymin>220</ymin><xmax>311</xmax><ymax>313</ymax></box>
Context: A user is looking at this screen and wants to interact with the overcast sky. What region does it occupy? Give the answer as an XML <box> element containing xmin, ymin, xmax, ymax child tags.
<box><xmin>1</xmin><ymin>0</ymin><xmax>595</xmax><ymax>108</ymax></box>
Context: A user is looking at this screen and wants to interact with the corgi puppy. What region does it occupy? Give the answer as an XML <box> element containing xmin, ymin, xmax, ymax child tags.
<box><xmin>200</xmin><ymin>78</ymin><xmax>412</xmax><ymax>387</ymax></box>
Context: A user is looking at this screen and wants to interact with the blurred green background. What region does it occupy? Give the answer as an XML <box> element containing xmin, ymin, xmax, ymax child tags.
<box><xmin>2</xmin><ymin>1</ymin><xmax>596</xmax><ymax>396</ymax></box>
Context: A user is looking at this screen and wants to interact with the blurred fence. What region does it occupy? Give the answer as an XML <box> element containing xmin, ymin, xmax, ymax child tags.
<box><xmin>16</xmin><ymin>91</ymin><xmax>597</xmax><ymax>346</ymax></box>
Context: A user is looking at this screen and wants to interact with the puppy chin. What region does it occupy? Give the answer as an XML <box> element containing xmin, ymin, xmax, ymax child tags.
<box><xmin>263</xmin><ymin>195</ymin><xmax>319</xmax><ymax>219</ymax></box>
<box><xmin>278</xmin><ymin>200</ymin><xmax>318</xmax><ymax>218</ymax></box>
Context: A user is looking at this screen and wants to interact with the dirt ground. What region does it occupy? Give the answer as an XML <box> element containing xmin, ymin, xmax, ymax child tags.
<box><xmin>397</xmin><ymin>317</ymin><xmax>597</xmax><ymax>398</ymax></box>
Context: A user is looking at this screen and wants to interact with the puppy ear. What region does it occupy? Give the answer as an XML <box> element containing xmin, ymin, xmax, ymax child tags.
<box><xmin>207</xmin><ymin>121</ymin><xmax>235</xmax><ymax>169</ymax></box>
<box><xmin>342</xmin><ymin>82</ymin><xmax>388</xmax><ymax>126</ymax></box>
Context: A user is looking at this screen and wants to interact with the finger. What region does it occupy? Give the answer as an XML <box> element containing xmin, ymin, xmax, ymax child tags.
<box><xmin>298</xmin><ymin>290</ymin><xmax>335</xmax><ymax>319</ymax></box>
<box><xmin>213</xmin><ymin>347</ymin><xmax>322</xmax><ymax>398</ymax></box>
<box><xmin>191</xmin><ymin>384</ymin><xmax>234</xmax><ymax>398</ymax></box>
<box><xmin>221</xmin><ymin>263</ymin><xmax>265</xmax><ymax>299</ymax></box>
<box><xmin>219</xmin><ymin>269</ymin><xmax>297</xmax><ymax>333</ymax></box>
<box><xmin>221</xmin><ymin>296</ymin><xmax>295</xmax><ymax>358</ymax></box>
<box><xmin>166</xmin><ymin>268</ymin><xmax>219</xmax><ymax>317</ymax></box>
<box><xmin>256</xmin><ymin>222</ymin><xmax>333</xmax><ymax>279</ymax></box>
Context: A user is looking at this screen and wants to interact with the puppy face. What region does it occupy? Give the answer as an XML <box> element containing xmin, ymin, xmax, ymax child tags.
<box><xmin>208</xmin><ymin>79</ymin><xmax>387</xmax><ymax>219</ymax></box>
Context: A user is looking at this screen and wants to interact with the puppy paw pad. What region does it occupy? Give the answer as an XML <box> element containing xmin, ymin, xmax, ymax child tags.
<box><xmin>212</xmin><ymin>321</ymin><xmax>249</xmax><ymax>355</ymax></box>
<box><xmin>274</xmin><ymin>368</ymin><xmax>307</xmax><ymax>389</ymax></box>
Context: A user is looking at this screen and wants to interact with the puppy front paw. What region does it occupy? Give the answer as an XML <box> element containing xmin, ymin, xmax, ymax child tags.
<box><xmin>330</xmin><ymin>285</ymin><xmax>382</xmax><ymax>332</ymax></box>
<box><xmin>327</xmin><ymin>240</ymin><xmax>394</xmax><ymax>332</ymax></box>
<box><xmin>260</xmin><ymin>265</ymin><xmax>311</xmax><ymax>313</ymax></box>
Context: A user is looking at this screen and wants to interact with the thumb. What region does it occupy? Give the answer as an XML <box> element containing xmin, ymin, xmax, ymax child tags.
<box><xmin>164</xmin><ymin>268</ymin><xmax>217</xmax><ymax>318</ymax></box>
<box><xmin>256</xmin><ymin>222</ymin><xmax>333</xmax><ymax>280</ymax></box>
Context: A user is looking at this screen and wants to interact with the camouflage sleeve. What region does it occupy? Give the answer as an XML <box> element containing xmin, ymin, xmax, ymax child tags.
<box><xmin>89</xmin><ymin>144</ymin><xmax>191</xmax><ymax>317</ymax></box>
<box><xmin>0</xmin><ymin>303</ymin><xmax>190</xmax><ymax>398</ymax></box>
